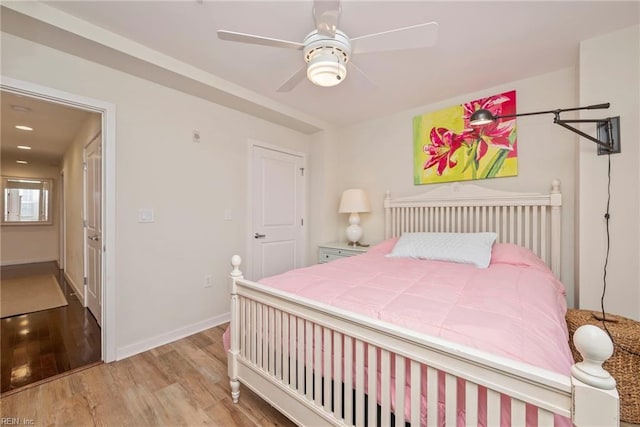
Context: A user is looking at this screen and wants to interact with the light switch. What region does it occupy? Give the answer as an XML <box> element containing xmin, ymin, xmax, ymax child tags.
<box><xmin>224</xmin><ymin>208</ymin><xmax>232</xmax><ymax>221</ymax></box>
<box><xmin>138</xmin><ymin>208</ymin><xmax>154</xmax><ymax>223</ymax></box>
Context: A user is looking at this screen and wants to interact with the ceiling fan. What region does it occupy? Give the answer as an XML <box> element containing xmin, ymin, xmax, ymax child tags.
<box><xmin>217</xmin><ymin>0</ymin><xmax>438</xmax><ymax>92</ymax></box>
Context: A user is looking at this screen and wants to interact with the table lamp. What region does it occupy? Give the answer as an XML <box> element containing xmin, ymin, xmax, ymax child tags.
<box><xmin>338</xmin><ymin>189</ymin><xmax>371</xmax><ymax>247</ymax></box>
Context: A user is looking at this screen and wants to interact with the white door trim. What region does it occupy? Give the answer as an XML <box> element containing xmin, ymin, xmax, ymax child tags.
<box><xmin>1</xmin><ymin>76</ymin><xmax>117</xmax><ymax>363</ymax></box>
<box><xmin>59</xmin><ymin>170</ymin><xmax>65</xmax><ymax>271</ymax></box>
<box><xmin>247</xmin><ymin>139</ymin><xmax>307</xmax><ymax>280</ymax></box>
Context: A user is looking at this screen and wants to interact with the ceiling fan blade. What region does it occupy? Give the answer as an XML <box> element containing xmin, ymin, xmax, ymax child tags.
<box><xmin>276</xmin><ymin>66</ymin><xmax>308</xmax><ymax>92</ymax></box>
<box><xmin>217</xmin><ymin>30</ymin><xmax>304</xmax><ymax>50</ymax></box>
<box><xmin>348</xmin><ymin>61</ymin><xmax>377</xmax><ymax>89</ymax></box>
<box><xmin>313</xmin><ymin>0</ymin><xmax>341</xmax><ymax>37</ymax></box>
<box><xmin>351</xmin><ymin>22</ymin><xmax>439</xmax><ymax>55</ymax></box>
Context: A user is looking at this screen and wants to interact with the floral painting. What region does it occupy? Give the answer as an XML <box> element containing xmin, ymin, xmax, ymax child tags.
<box><xmin>413</xmin><ymin>90</ymin><xmax>518</xmax><ymax>185</ymax></box>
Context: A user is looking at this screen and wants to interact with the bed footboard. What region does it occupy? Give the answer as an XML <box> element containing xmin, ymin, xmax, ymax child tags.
<box><xmin>227</xmin><ymin>256</ymin><xmax>619</xmax><ymax>426</ymax></box>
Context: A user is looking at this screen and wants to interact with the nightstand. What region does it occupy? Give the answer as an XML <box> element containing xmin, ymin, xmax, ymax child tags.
<box><xmin>318</xmin><ymin>242</ymin><xmax>369</xmax><ymax>264</ymax></box>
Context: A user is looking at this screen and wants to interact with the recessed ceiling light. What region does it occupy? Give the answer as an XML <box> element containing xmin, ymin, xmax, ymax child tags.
<box><xmin>15</xmin><ymin>125</ymin><xmax>33</xmax><ymax>131</ymax></box>
<box><xmin>16</xmin><ymin>160</ymin><xmax>28</xmax><ymax>164</ymax></box>
<box><xmin>17</xmin><ymin>145</ymin><xmax>32</xmax><ymax>150</ymax></box>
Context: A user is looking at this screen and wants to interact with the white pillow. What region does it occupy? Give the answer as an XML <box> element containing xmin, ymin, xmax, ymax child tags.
<box><xmin>386</xmin><ymin>232</ymin><xmax>497</xmax><ymax>268</ymax></box>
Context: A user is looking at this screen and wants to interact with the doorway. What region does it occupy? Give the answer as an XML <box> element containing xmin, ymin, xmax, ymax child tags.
<box><xmin>1</xmin><ymin>77</ymin><xmax>116</xmax><ymax>366</ymax></box>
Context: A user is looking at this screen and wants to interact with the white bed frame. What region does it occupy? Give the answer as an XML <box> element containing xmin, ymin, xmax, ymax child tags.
<box><xmin>227</xmin><ymin>180</ymin><xmax>619</xmax><ymax>426</ymax></box>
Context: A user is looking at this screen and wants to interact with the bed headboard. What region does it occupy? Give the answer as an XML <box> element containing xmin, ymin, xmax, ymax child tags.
<box><xmin>384</xmin><ymin>180</ymin><xmax>562</xmax><ymax>278</ymax></box>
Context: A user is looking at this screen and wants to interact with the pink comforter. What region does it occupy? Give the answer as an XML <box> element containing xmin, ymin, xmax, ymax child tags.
<box><xmin>227</xmin><ymin>240</ymin><xmax>573</xmax><ymax>425</ymax></box>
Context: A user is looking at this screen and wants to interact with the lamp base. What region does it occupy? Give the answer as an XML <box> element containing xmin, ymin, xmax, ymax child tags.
<box><xmin>346</xmin><ymin>212</ymin><xmax>363</xmax><ymax>247</ymax></box>
<box><xmin>346</xmin><ymin>224</ymin><xmax>362</xmax><ymax>247</ymax></box>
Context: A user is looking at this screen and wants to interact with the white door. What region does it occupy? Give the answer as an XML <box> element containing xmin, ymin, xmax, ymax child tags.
<box><xmin>252</xmin><ymin>146</ymin><xmax>305</xmax><ymax>280</ymax></box>
<box><xmin>85</xmin><ymin>133</ymin><xmax>102</xmax><ymax>326</ymax></box>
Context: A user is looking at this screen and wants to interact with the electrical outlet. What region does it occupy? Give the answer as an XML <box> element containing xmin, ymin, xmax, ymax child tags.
<box><xmin>204</xmin><ymin>275</ymin><xmax>212</xmax><ymax>288</ymax></box>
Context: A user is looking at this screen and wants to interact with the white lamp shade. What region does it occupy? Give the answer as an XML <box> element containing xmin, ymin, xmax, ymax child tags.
<box><xmin>338</xmin><ymin>189</ymin><xmax>370</xmax><ymax>213</ymax></box>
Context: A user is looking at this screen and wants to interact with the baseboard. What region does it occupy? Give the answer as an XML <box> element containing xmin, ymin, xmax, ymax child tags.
<box><xmin>116</xmin><ymin>312</ymin><xmax>231</xmax><ymax>361</ymax></box>
<box><xmin>0</xmin><ymin>257</ymin><xmax>58</xmax><ymax>266</ymax></box>
<box><xmin>64</xmin><ymin>272</ymin><xmax>84</xmax><ymax>303</ymax></box>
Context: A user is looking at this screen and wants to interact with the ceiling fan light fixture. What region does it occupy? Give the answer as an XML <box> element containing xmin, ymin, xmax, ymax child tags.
<box><xmin>217</xmin><ymin>2</ymin><xmax>439</xmax><ymax>92</ymax></box>
<box><xmin>307</xmin><ymin>51</ymin><xmax>347</xmax><ymax>88</ymax></box>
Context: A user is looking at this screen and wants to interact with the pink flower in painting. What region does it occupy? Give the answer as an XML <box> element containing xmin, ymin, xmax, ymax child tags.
<box><xmin>423</xmin><ymin>127</ymin><xmax>464</xmax><ymax>175</ymax></box>
<box><xmin>473</xmin><ymin>120</ymin><xmax>515</xmax><ymax>161</ymax></box>
<box><xmin>462</xmin><ymin>95</ymin><xmax>515</xmax><ymax>162</ymax></box>
<box><xmin>462</xmin><ymin>95</ymin><xmax>511</xmax><ymax>124</ymax></box>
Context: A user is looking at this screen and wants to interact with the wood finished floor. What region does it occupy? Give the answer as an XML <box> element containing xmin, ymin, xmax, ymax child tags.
<box><xmin>1</xmin><ymin>324</ymin><xmax>296</xmax><ymax>426</ymax></box>
<box><xmin>3</xmin><ymin>305</ymin><xmax>638</xmax><ymax>427</ymax></box>
<box><xmin>1</xmin><ymin>262</ymin><xmax>102</xmax><ymax>394</ymax></box>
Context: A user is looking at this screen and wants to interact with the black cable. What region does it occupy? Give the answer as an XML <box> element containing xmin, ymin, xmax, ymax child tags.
<box><xmin>599</xmin><ymin>152</ymin><xmax>640</xmax><ymax>357</ymax></box>
<box><xmin>600</xmin><ymin>152</ymin><xmax>611</xmax><ymax>326</ymax></box>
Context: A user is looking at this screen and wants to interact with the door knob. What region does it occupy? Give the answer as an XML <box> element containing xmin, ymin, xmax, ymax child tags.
<box><xmin>254</xmin><ymin>233</ymin><xmax>266</xmax><ymax>239</ymax></box>
<box><xmin>89</xmin><ymin>235</ymin><xmax>100</xmax><ymax>241</ymax></box>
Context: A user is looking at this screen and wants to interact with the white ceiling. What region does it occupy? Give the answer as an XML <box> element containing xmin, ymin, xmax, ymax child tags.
<box><xmin>40</xmin><ymin>1</ymin><xmax>639</xmax><ymax>126</ymax></box>
<box><xmin>1</xmin><ymin>1</ymin><xmax>639</xmax><ymax>141</ymax></box>
<box><xmin>1</xmin><ymin>91</ymin><xmax>93</xmax><ymax>166</ymax></box>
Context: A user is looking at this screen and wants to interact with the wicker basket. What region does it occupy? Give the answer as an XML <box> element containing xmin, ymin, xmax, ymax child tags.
<box><xmin>566</xmin><ymin>309</ymin><xmax>640</xmax><ymax>424</ymax></box>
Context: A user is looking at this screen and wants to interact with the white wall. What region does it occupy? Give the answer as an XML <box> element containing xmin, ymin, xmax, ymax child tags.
<box><xmin>1</xmin><ymin>32</ymin><xmax>312</xmax><ymax>355</ymax></box>
<box><xmin>308</xmin><ymin>128</ymin><xmax>342</xmax><ymax>260</ymax></box>
<box><xmin>0</xmin><ymin>161</ymin><xmax>59</xmax><ymax>265</ymax></box>
<box><xmin>311</xmin><ymin>67</ymin><xmax>580</xmax><ymax>307</ymax></box>
<box><xmin>578</xmin><ymin>25</ymin><xmax>640</xmax><ymax>320</ymax></box>
<box><xmin>60</xmin><ymin>113</ymin><xmax>101</xmax><ymax>296</ymax></box>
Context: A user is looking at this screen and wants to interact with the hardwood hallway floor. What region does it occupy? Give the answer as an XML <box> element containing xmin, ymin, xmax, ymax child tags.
<box><xmin>1</xmin><ymin>324</ymin><xmax>295</xmax><ymax>426</ymax></box>
<box><xmin>1</xmin><ymin>262</ymin><xmax>101</xmax><ymax>394</ymax></box>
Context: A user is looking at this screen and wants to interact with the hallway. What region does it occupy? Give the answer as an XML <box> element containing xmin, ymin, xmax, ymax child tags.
<box><xmin>1</xmin><ymin>262</ymin><xmax>101</xmax><ymax>394</ymax></box>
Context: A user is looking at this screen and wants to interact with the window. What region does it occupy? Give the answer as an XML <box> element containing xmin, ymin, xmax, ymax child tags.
<box><xmin>2</xmin><ymin>177</ymin><xmax>52</xmax><ymax>225</ymax></box>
